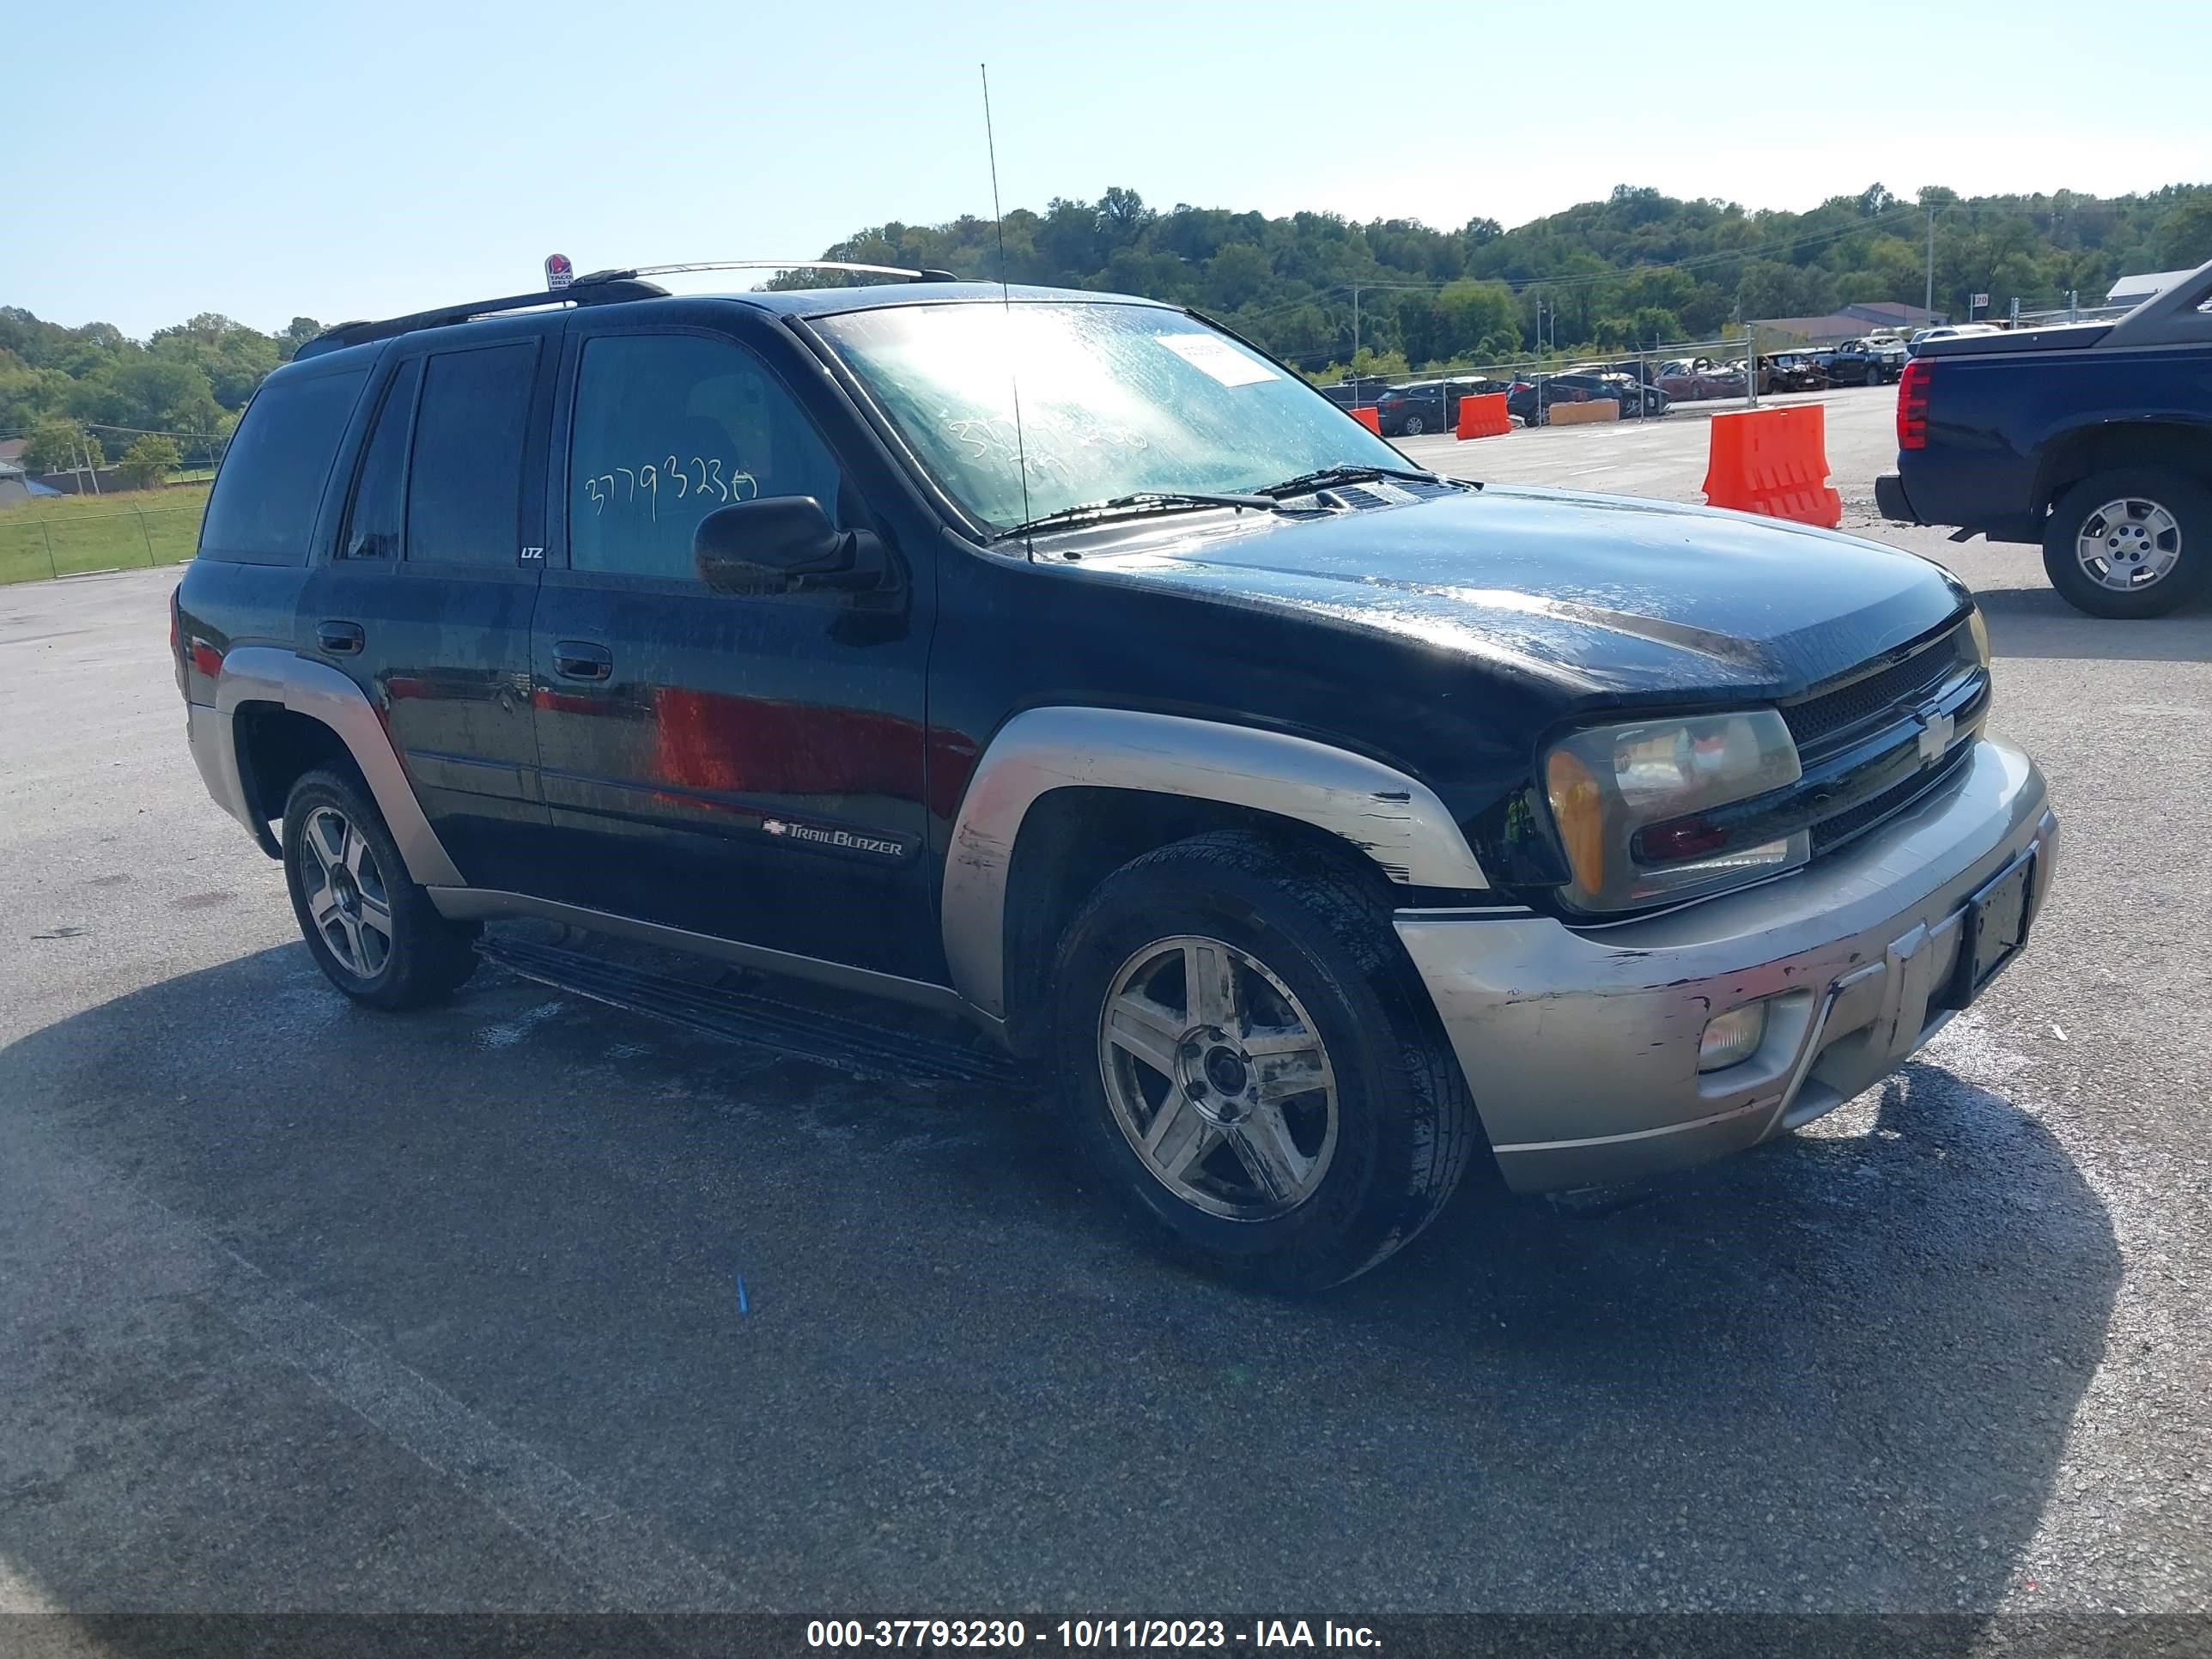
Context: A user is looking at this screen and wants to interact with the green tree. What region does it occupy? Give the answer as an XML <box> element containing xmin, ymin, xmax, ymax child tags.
<box><xmin>2153</xmin><ymin>192</ymin><xmax>2212</xmax><ymax>270</ymax></box>
<box><xmin>23</xmin><ymin>418</ymin><xmax>100</xmax><ymax>474</ymax></box>
<box><xmin>118</xmin><ymin>433</ymin><xmax>181</xmax><ymax>489</ymax></box>
<box><xmin>1203</xmin><ymin>243</ymin><xmax>1273</xmax><ymax>310</ymax></box>
<box><xmin>277</xmin><ymin>316</ymin><xmax>325</xmax><ymax>361</ymax></box>
<box><xmin>1431</xmin><ymin>278</ymin><xmax>1522</xmax><ymax>361</ymax></box>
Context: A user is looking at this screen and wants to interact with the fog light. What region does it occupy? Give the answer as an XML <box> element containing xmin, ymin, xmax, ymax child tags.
<box><xmin>1698</xmin><ymin>1002</ymin><xmax>1770</xmax><ymax>1073</ymax></box>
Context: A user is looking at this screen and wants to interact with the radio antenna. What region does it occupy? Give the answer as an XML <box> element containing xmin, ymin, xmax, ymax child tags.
<box><xmin>981</xmin><ymin>63</ymin><xmax>1034</xmax><ymax>557</ymax></box>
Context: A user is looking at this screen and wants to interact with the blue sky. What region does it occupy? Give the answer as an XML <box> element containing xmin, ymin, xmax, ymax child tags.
<box><xmin>7</xmin><ymin>0</ymin><xmax>2207</xmax><ymax>338</ymax></box>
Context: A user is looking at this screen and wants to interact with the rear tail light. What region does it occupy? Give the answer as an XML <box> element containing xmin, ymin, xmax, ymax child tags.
<box><xmin>1898</xmin><ymin>357</ymin><xmax>1932</xmax><ymax>450</ymax></box>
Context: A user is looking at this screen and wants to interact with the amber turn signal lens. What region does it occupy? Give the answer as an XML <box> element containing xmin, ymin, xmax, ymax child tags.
<box><xmin>1545</xmin><ymin>749</ymin><xmax>1607</xmax><ymax>896</ymax></box>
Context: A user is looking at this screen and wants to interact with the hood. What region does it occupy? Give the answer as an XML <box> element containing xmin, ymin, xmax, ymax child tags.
<box><xmin>1065</xmin><ymin>485</ymin><xmax>1967</xmax><ymax>702</ymax></box>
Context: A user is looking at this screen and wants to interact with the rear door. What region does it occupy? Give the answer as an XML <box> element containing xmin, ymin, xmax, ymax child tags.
<box><xmin>526</xmin><ymin>313</ymin><xmax>939</xmax><ymax>979</ymax></box>
<box><xmin>296</xmin><ymin>321</ymin><xmax>553</xmax><ymax>884</ymax></box>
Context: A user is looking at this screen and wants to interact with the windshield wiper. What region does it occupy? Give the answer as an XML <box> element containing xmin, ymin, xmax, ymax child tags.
<box><xmin>997</xmin><ymin>490</ymin><xmax>1288</xmax><ymax>540</ymax></box>
<box><xmin>1253</xmin><ymin>463</ymin><xmax>1472</xmax><ymax>498</ymax></box>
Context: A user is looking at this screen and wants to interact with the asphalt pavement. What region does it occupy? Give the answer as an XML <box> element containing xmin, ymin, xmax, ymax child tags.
<box><xmin>2</xmin><ymin>391</ymin><xmax>2208</xmax><ymax>1635</ymax></box>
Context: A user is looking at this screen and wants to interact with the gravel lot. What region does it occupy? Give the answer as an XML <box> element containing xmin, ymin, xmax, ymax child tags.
<box><xmin>3</xmin><ymin>383</ymin><xmax>2208</xmax><ymax>1634</ymax></box>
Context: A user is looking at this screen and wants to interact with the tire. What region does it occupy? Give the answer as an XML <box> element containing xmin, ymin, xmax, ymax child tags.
<box><xmin>1051</xmin><ymin>831</ymin><xmax>1482</xmax><ymax>1291</ymax></box>
<box><xmin>1401</xmin><ymin>413</ymin><xmax>1425</xmax><ymax>436</ymax></box>
<box><xmin>282</xmin><ymin>767</ymin><xmax>480</xmax><ymax>1009</ymax></box>
<box><xmin>2041</xmin><ymin>468</ymin><xmax>2209</xmax><ymax>619</ymax></box>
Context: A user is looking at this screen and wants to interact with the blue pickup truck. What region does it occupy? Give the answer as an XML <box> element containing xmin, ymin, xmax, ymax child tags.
<box><xmin>1877</xmin><ymin>258</ymin><xmax>2212</xmax><ymax>617</ymax></box>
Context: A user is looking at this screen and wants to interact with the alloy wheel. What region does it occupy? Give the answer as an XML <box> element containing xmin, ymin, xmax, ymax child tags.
<box><xmin>1097</xmin><ymin>934</ymin><xmax>1339</xmax><ymax>1220</ymax></box>
<box><xmin>2076</xmin><ymin>497</ymin><xmax>2182</xmax><ymax>592</ymax></box>
<box><xmin>301</xmin><ymin>805</ymin><xmax>393</xmax><ymax>978</ymax></box>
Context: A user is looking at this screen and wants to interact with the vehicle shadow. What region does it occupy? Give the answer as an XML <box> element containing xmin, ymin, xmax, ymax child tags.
<box><xmin>1971</xmin><ymin>580</ymin><xmax>2212</xmax><ymax>661</ymax></box>
<box><xmin>0</xmin><ymin>942</ymin><xmax>2118</xmax><ymax>1623</ymax></box>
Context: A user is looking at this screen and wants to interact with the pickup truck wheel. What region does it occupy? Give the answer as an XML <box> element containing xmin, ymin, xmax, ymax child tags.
<box><xmin>2042</xmin><ymin>470</ymin><xmax>2209</xmax><ymax>618</ymax></box>
<box><xmin>1052</xmin><ymin>832</ymin><xmax>1480</xmax><ymax>1291</ymax></box>
<box><xmin>282</xmin><ymin>768</ymin><xmax>479</xmax><ymax>1009</ymax></box>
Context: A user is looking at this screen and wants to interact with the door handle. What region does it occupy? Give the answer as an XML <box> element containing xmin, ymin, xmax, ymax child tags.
<box><xmin>552</xmin><ymin>641</ymin><xmax>612</xmax><ymax>681</ymax></box>
<box><xmin>317</xmin><ymin>620</ymin><xmax>364</xmax><ymax>655</ymax></box>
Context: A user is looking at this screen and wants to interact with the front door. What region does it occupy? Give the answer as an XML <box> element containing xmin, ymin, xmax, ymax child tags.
<box><xmin>296</xmin><ymin>326</ymin><xmax>551</xmax><ymax>884</ymax></box>
<box><xmin>527</xmin><ymin>319</ymin><xmax>939</xmax><ymax>981</ymax></box>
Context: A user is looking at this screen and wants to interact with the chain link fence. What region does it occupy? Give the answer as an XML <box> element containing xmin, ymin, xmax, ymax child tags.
<box><xmin>0</xmin><ymin>502</ymin><xmax>204</xmax><ymax>585</ymax></box>
<box><xmin>1348</xmin><ymin>331</ymin><xmax>1836</xmax><ymax>430</ymax></box>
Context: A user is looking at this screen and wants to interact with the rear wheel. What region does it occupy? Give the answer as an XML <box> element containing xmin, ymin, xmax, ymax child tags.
<box><xmin>1052</xmin><ymin>832</ymin><xmax>1482</xmax><ymax>1291</ymax></box>
<box><xmin>283</xmin><ymin>768</ymin><xmax>479</xmax><ymax>1008</ymax></box>
<box><xmin>1401</xmin><ymin>412</ymin><xmax>1425</xmax><ymax>436</ymax></box>
<box><xmin>2041</xmin><ymin>468</ymin><xmax>2209</xmax><ymax>618</ymax></box>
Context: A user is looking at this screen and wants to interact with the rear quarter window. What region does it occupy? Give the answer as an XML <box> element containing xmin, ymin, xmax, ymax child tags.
<box><xmin>197</xmin><ymin>367</ymin><xmax>370</xmax><ymax>563</ymax></box>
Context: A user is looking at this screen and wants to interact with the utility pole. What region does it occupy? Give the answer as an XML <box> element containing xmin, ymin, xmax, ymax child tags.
<box><xmin>1925</xmin><ymin>206</ymin><xmax>1936</xmax><ymax>322</ymax></box>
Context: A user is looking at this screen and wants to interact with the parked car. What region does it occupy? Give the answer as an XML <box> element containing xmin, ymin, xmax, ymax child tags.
<box><xmin>175</xmin><ymin>267</ymin><xmax>2056</xmax><ymax>1290</ymax></box>
<box><xmin>1907</xmin><ymin>324</ymin><xmax>2002</xmax><ymax>355</ymax></box>
<box><xmin>1879</xmin><ymin>255</ymin><xmax>2212</xmax><ymax>617</ymax></box>
<box><xmin>1764</xmin><ymin>351</ymin><xmax>1828</xmax><ymax>392</ymax></box>
<box><xmin>1827</xmin><ymin>337</ymin><xmax>1906</xmax><ymax>386</ymax></box>
<box><xmin>1371</xmin><ymin>378</ymin><xmax>1515</xmax><ymax>437</ymax></box>
<box><xmin>1548</xmin><ymin>370</ymin><xmax>1670</xmax><ymax>416</ymax></box>
<box><xmin>1504</xmin><ymin>377</ymin><xmax>1590</xmax><ymax>424</ymax></box>
<box><xmin>1319</xmin><ymin>376</ymin><xmax>1395</xmax><ymax>410</ymax></box>
<box><xmin>1656</xmin><ymin>357</ymin><xmax>1742</xmax><ymax>400</ymax></box>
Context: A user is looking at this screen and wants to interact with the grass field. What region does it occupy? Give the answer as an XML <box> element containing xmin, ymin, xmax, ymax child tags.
<box><xmin>0</xmin><ymin>485</ymin><xmax>210</xmax><ymax>585</ymax></box>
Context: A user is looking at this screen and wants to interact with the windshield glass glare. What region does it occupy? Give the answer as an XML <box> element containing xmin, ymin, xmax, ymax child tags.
<box><xmin>813</xmin><ymin>301</ymin><xmax>1407</xmax><ymax>531</ymax></box>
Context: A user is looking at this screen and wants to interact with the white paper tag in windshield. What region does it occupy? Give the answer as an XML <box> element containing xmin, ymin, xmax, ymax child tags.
<box><xmin>1155</xmin><ymin>332</ymin><xmax>1279</xmax><ymax>387</ymax></box>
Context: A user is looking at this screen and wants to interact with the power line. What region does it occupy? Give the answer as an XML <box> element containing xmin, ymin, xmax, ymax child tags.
<box><xmin>0</xmin><ymin>419</ymin><xmax>230</xmax><ymax>442</ymax></box>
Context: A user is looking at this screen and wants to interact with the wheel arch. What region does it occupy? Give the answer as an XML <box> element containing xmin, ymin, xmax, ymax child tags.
<box><xmin>940</xmin><ymin>706</ymin><xmax>1489</xmax><ymax>1037</ymax></box>
<box><xmin>210</xmin><ymin>646</ymin><xmax>463</xmax><ymax>887</ymax></box>
<box><xmin>2033</xmin><ymin>419</ymin><xmax>2212</xmax><ymax>515</ymax></box>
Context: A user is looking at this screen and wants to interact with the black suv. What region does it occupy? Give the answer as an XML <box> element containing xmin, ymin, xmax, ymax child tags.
<box><xmin>176</xmin><ymin>267</ymin><xmax>2057</xmax><ymax>1288</ymax></box>
<box><xmin>1373</xmin><ymin>379</ymin><xmax>1515</xmax><ymax>437</ymax></box>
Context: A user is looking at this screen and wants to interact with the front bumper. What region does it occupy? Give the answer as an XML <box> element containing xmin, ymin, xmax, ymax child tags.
<box><xmin>1875</xmin><ymin>471</ymin><xmax>1918</xmax><ymax>524</ymax></box>
<box><xmin>1397</xmin><ymin>738</ymin><xmax>2056</xmax><ymax>1193</ymax></box>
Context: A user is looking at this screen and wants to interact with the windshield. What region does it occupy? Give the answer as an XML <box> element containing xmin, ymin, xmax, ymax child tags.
<box><xmin>812</xmin><ymin>301</ymin><xmax>1407</xmax><ymax>532</ymax></box>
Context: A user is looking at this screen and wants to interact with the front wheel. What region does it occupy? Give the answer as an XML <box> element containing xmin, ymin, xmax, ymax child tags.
<box><xmin>2041</xmin><ymin>469</ymin><xmax>2209</xmax><ymax>618</ymax></box>
<box><xmin>283</xmin><ymin>768</ymin><xmax>480</xmax><ymax>1008</ymax></box>
<box><xmin>1052</xmin><ymin>832</ymin><xmax>1482</xmax><ymax>1291</ymax></box>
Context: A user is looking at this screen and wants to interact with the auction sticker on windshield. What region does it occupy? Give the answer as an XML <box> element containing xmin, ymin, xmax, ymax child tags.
<box><xmin>1154</xmin><ymin>332</ymin><xmax>1278</xmax><ymax>386</ymax></box>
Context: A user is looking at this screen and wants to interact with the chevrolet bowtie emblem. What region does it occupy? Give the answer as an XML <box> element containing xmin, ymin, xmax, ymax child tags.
<box><xmin>1917</xmin><ymin>708</ymin><xmax>1954</xmax><ymax>763</ymax></box>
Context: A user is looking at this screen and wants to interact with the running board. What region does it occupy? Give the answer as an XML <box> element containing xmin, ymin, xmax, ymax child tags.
<box><xmin>475</xmin><ymin>936</ymin><xmax>1024</xmax><ymax>1087</ymax></box>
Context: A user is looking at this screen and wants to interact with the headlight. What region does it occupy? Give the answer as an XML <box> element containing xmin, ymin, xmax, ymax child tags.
<box><xmin>1965</xmin><ymin>605</ymin><xmax>1990</xmax><ymax>669</ymax></box>
<box><xmin>1542</xmin><ymin>709</ymin><xmax>1806</xmax><ymax>914</ymax></box>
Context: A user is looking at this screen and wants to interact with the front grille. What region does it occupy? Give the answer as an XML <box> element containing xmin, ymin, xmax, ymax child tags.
<box><xmin>1782</xmin><ymin>625</ymin><xmax>1969</xmax><ymax>753</ymax></box>
<box><xmin>1811</xmin><ymin>745</ymin><xmax>1972</xmax><ymax>854</ymax></box>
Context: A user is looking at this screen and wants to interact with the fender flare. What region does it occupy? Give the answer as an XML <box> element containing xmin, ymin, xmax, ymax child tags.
<box><xmin>211</xmin><ymin>646</ymin><xmax>465</xmax><ymax>888</ymax></box>
<box><xmin>939</xmin><ymin>706</ymin><xmax>1489</xmax><ymax>1020</ymax></box>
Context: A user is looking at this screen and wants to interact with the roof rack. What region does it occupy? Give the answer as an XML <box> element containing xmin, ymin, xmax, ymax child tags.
<box><xmin>294</xmin><ymin>276</ymin><xmax>670</xmax><ymax>360</ymax></box>
<box><xmin>575</xmin><ymin>259</ymin><xmax>961</xmax><ymax>284</ymax></box>
<box><xmin>292</xmin><ymin>258</ymin><xmax>963</xmax><ymax>362</ymax></box>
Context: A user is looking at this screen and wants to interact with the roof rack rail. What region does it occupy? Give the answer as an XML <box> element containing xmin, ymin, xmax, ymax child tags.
<box><xmin>293</xmin><ymin>276</ymin><xmax>671</xmax><ymax>360</ymax></box>
<box><xmin>574</xmin><ymin>259</ymin><xmax>962</xmax><ymax>284</ymax></box>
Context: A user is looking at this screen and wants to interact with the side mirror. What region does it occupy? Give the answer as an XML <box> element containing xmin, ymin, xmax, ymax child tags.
<box><xmin>692</xmin><ymin>496</ymin><xmax>883</xmax><ymax>593</ymax></box>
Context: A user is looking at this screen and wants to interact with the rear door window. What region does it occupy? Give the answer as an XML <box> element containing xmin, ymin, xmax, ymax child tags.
<box><xmin>406</xmin><ymin>342</ymin><xmax>539</xmax><ymax>567</ymax></box>
<box><xmin>339</xmin><ymin>358</ymin><xmax>421</xmax><ymax>561</ymax></box>
<box><xmin>198</xmin><ymin>367</ymin><xmax>369</xmax><ymax>562</ymax></box>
